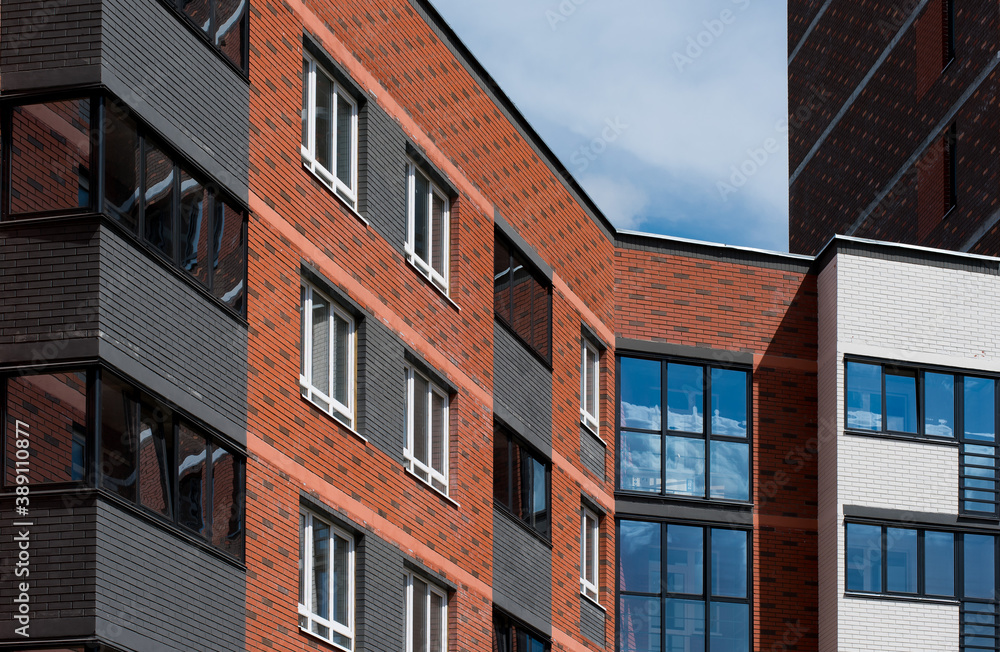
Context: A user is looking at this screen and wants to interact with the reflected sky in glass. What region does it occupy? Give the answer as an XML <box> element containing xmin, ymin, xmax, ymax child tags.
<box><xmin>846</xmin><ymin>362</ymin><xmax>881</xmax><ymax>431</ymax></box>
<box><xmin>924</xmin><ymin>372</ymin><xmax>954</xmax><ymax>437</ymax></box>
<box><xmin>846</xmin><ymin>523</ymin><xmax>882</xmax><ymax>592</ymax></box>
<box><xmin>664</xmin><ymin>436</ymin><xmax>704</xmax><ymax>497</ymax></box>
<box><xmin>964</xmin><ymin>534</ymin><xmax>995</xmax><ymax>599</ymax></box>
<box><xmin>668</xmin><ymin>363</ymin><xmax>703</xmax><ymax>433</ymax></box>
<box><xmin>666</xmin><ymin>525</ymin><xmax>703</xmax><ymax>595</ymax></box>
<box><xmin>621</xmin><ymin>431</ymin><xmax>661</xmax><ymax>493</ymax></box>
<box><xmin>965</xmin><ymin>377</ymin><xmax>996</xmax><ymax>441</ymax></box>
<box><xmin>621</xmin><ymin>357</ymin><xmax>661</xmax><ymax>431</ymax></box>
<box><xmin>711</xmin><ymin>529</ymin><xmax>747</xmax><ymax>598</ymax></box>
<box><xmin>711</xmin><ymin>369</ymin><xmax>747</xmax><ymax>437</ymax></box>
<box><xmin>886</xmin><ymin>528</ymin><xmax>917</xmax><ymax>594</ymax></box>
<box><xmin>710</xmin><ymin>602</ymin><xmax>749</xmax><ymax>652</ymax></box>
<box><xmin>885</xmin><ymin>371</ymin><xmax>917</xmax><ymax>433</ymax></box>
<box><xmin>924</xmin><ymin>531</ymin><xmax>954</xmax><ymax>597</ymax></box>
<box><xmin>620</xmin><ymin>595</ymin><xmax>661</xmax><ymax>652</ymax></box>
<box><xmin>664</xmin><ymin>599</ymin><xmax>702</xmax><ymax>651</ymax></box>
<box><xmin>620</xmin><ymin>520</ymin><xmax>661</xmax><ymax>593</ymax></box>
<box><xmin>709</xmin><ymin>440</ymin><xmax>749</xmax><ymax>501</ymax></box>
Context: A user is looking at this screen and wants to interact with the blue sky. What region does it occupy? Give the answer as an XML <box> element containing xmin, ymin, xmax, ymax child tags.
<box><xmin>429</xmin><ymin>0</ymin><xmax>789</xmax><ymax>252</ymax></box>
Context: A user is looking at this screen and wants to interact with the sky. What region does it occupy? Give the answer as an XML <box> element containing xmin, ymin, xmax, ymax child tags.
<box><xmin>428</xmin><ymin>0</ymin><xmax>789</xmax><ymax>252</ymax></box>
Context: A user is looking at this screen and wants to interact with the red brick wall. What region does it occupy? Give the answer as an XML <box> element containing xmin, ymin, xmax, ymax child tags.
<box><xmin>615</xmin><ymin>246</ymin><xmax>819</xmax><ymax>651</ymax></box>
<box><xmin>789</xmin><ymin>0</ymin><xmax>1000</xmax><ymax>256</ymax></box>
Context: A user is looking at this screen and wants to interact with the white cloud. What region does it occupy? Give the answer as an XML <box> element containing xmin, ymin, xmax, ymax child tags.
<box><xmin>429</xmin><ymin>0</ymin><xmax>789</xmax><ymax>251</ymax></box>
<box><xmin>578</xmin><ymin>175</ymin><xmax>650</xmax><ymax>231</ymax></box>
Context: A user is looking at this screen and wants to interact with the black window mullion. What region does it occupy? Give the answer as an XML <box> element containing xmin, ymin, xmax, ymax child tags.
<box><xmin>882</xmin><ymin>526</ymin><xmax>888</xmax><ymax>594</ymax></box>
<box><xmin>917</xmin><ymin>529</ymin><xmax>925</xmax><ymax>596</ymax></box>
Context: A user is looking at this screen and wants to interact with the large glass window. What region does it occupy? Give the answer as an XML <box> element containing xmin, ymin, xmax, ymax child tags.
<box><xmin>300</xmin><ymin>283</ymin><xmax>356</xmax><ymax>427</ymax></box>
<box><xmin>404</xmin><ymin>366</ymin><xmax>449</xmax><ymax>495</ymax></box>
<box><xmin>299</xmin><ymin>509</ymin><xmax>354</xmax><ymax>649</ymax></box>
<box><xmin>618</xmin><ymin>520</ymin><xmax>750</xmax><ymax>652</ymax></box>
<box><xmin>494</xmin><ymin>425</ymin><xmax>550</xmax><ymax>538</ymax></box>
<box><xmin>2</xmin><ymin>367</ymin><xmax>245</xmax><ymax>558</ymax></box>
<box><xmin>301</xmin><ymin>53</ymin><xmax>358</xmax><ymax>207</ymax></box>
<box><xmin>404</xmin><ymin>572</ymin><xmax>448</xmax><ymax>652</ymax></box>
<box><xmin>9</xmin><ymin>99</ymin><xmax>92</xmax><ymax>216</ymax></box>
<box><xmin>845</xmin><ymin>360</ymin><xmax>1000</xmax><ymax>517</ymax></box>
<box><xmin>0</xmin><ymin>94</ymin><xmax>248</xmax><ymax>314</ymax></box>
<box><xmin>845</xmin><ymin>523</ymin><xmax>959</xmax><ymax>598</ymax></box>
<box><xmin>406</xmin><ymin>161</ymin><xmax>450</xmax><ymax>293</ymax></box>
<box><xmin>619</xmin><ymin>356</ymin><xmax>750</xmax><ymax>502</ymax></box>
<box><xmin>494</xmin><ymin>229</ymin><xmax>551</xmax><ymax>362</ymax></box>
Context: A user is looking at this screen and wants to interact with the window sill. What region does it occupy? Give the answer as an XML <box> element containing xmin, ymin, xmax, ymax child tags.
<box><xmin>298</xmin><ymin>625</ymin><xmax>353</xmax><ymax>652</ymax></box>
<box><xmin>404</xmin><ymin>256</ymin><xmax>461</xmax><ymax>312</ymax></box>
<box><xmin>843</xmin><ymin>429</ymin><xmax>959</xmax><ymax>447</ymax></box>
<box><xmin>302</xmin><ymin>161</ymin><xmax>368</xmax><ymax>227</ymax></box>
<box><xmin>404</xmin><ymin>466</ymin><xmax>460</xmax><ymax>509</ymax></box>
<box><xmin>843</xmin><ymin>591</ymin><xmax>958</xmax><ymax>606</ymax></box>
<box><xmin>580</xmin><ymin>592</ymin><xmax>606</xmax><ymax>613</ymax></box>
<box><xmin>300</xmin><ymin>393</ymin><xmax>367</xmax><ymax>444</ymax></box>
<box><xmin>580</xmin><ymin>421</ymin><xmax>606</xmax><ymax>447</ymax></box>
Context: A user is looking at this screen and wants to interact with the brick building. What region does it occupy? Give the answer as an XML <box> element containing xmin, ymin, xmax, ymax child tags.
<box><xmin>0</xmin><ymin>1</ymin><xmax>997</xmax><ymax>652</ymax></box>
<box><xmin>788</xmin><ymin>0</ymin><xmax>1000</xmax><ymax>256</ymax></box>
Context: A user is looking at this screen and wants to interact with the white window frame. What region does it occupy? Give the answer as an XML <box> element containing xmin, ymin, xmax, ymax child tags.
<box><xmin>405</xmin><ymin>160</ymin><xmax>450</xmax><ymax>294</ymax></box>
<box><xmin>299</xmin><ymin>509</ymin><xmax>355</xmax><ymax>650</ymax></box>
<box><xmin>404</xmin><ymin>365</ymin><xmax>450</xmax><ymax>495</ymax></box>
<box><xmin>403</xmin><ymin>572</ymin><xmax>448</xmax><ymax>652</ymax></box>
<box><xmin>301</xmin><ymin>53</ymin><xmax>358</xmax><ymax>207</ymax></box>
<box><xmin>300</xmin><ymin>282</ymin><xmax>356</xmax><ymax>428</ymax></box>
<box><xmin>580</xmin><ymin>338</ymin><xmax>600</xmax><ymax>434</ymax></box>
<box><xmin>580</xmin><ymin>506</ymin><xmax>599</xmax><ymax>601</ymax></box>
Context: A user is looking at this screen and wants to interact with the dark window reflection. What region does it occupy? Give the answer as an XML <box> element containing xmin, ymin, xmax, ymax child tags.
<box><xmin>886</xmin><ymin>527</ymin><xmax>918</xmax><ymax>594</ymax></box>
<box><xmin>493</xmin><ymin>229</ymin><xmax>551</xmax><ymax>362</ymax></box>
<box><xmin>215</xmin><ymin>0</ymin><xmax>247</xmax><ymax>70</ymax></box>
<box><xmin>177</xmin><ymin>423</ymin><xmax>208</xmax><ymax>537</ymax></box>
<box><xmin>493</xmin><ymin>425</ymin><xmax>549</xmax><ymax>538</ymax></box>
<box><xmin>144</xmin><ymin>139</ymin><xmax>175</xmax><ymax>259</ymax></box>
<box><xmin>177</xmin><ymin>0</ymin><xmax>211</xmax><ymax>34</ymax></box>
<box><xmin>964</xmin><ymin>534</ymin><xmax>995</xmax><ymax>599</ymax></box>
<box><xmin>5</xmin><ymin>371</ymin><xmax>87</xmax><ymax>484</ymax></box>
<box><xmin>212</xmin><ymin>199</ymin><xmax>246</xmax><ymax>311</ymax></box>
<box><xmin>179</xmin><ymin>168</ymin><xmax>210</xmax><ymax>284</ymax></box>
<box><xmin>103</xmin><ymin>104</ymin><xmax>141</xmax><ymax>231</ymax></box>
<box><xmin>211</xmin><ymin>444</ymin><xmax>244</xmax><ymax>557</ymax></box>
<box><xmin>846</xmin><ymin>523</ymin><xmax>882</xmax><ymax>592</ymax></box>
<box><xmin>139</xmin><ymin>397</ymin><xmax>173</xmax><ymax>519</ymax></box>
<box><xmin>100</xmin><ymin>372</ymin><xmax>138</xmax><ymax>501</ymax></box>
<box><xmin>924</xmin><ymin>531</ymin><xmax>954</xmax><ymax>596</ymax></box>
<box><xmin>9</xmin><ymin>99</ymin><xmax>92</xmax><ymax>216</ymax></box>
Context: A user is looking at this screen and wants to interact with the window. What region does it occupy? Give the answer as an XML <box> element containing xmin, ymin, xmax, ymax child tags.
<box><xmin>301</xmin><ymin>53</ymin><xmax>358</xmax><ymax>207</ymax></box>
<box><xmin>581</xmin><ymin>338</ymin><xmax>600</xmax><ymax>434</ymax></box>
<box><xmin>2</xmin><ymin>367</ymin><xmax>245</xmax><ymax>558</ymax></box>
<box><xmin>494</xmin><ymin>228</ymin><xmax>551</xmax><ymax>362</ymax></box>
<box><xmin>171</xmin><ymin>0</ymin><xmax>248</xmax><ymax>72</ymax></box>
<box><xmin>618</xmin><ymin>356</ymin><xmax>750</xmax><ymax>502</ymax></box>
<box><xmin>403</xmin><ymin>572</ymin><xmax>448</xmax><ymax>652</ymax></box>
<box><xmin>300</xmin><ymin>283</ymin><xmax>356</xmax><ymax>428</ymax></box>
<box><xmin>580</xmin><ymin>506</ymin><xmax>600</xmax><ymax>601</ymax></box>
<box><xmin>493</xmin><ymin>610</ymin><xmax>549</xmax><ymax>652</ymax></box>
<box><xmin>845</xmin><ymin>359</ymin><xmax>998</xmax><ymax>516</ymax></box>
<box><xmin>406</xmin><ymin>161</ymin><xmax>450</xmax><ymax>293</ymax></box>
<box><xmin>493</xmin><ymin>425</ymin><xmax>550</xmax><ymax>538</ymax></box>
<box><xmin>299</xmin><ymin>509</ymin><xmax>355</xmax><ymax>649</ymax></box>
<box><xmin>404</xmin><ymin>366</ymin><xmax>449</xmax><ymax>494</ymax></box>
<box><xmin>618</xmin><ymin>520</ymin><xmax>750</xmax><ymax>652</ymax></box>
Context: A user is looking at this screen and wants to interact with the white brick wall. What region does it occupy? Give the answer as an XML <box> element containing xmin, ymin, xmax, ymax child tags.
<box><xmin>817</xmin><ymin>251</ymin><xmax>1000</xmax><ymax>651</ymax></box>
<box><xmin>839</xmin><ymin>598</ymin><xmax>958</xmax><ymax>651</ymax></box>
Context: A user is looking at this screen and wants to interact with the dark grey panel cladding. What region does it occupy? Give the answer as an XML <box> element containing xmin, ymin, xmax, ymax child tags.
<box><xmin>492</xmin><ymin>509</ymin><xmax>551</xmax><ymax>627</ymax></box>
<box><xmin>98</xmin><ymin>225</ymin><xmax>247</xmax><ymax>438</ymax></box>
<box><xmin>358</xmin><ymin>101</ymin><xmax>407</xmax><ymax>254</ymax></box>
<box><xmin>579</xmin><ymin>427</ymin><xmax>605</xmax><ymax>481</ymax></box>
<box><xmin>0</xmin><ymin>493</ymin><xmax>98</xmax><ymax>641</ymax></box>
<box><xmin>357</xmin><ymin>533</ymin><xmax>405</xmax><ymax>652</ymax></box>
<box><xmin>357</xmin><ymin>317</ymin><xmax>406</xmax><ymax>463</ymax></box>
<box><xmin>580</xmin><ymin>596</ymin><xmax>605</xmax><ymax>646</ymax></box>
<box><xmin>0</xmin><ymin>220</ymin><xmax>101</xmax><ymax>358</ymax></box>
<box><xmin>0</xmin><ymin>0</ymin><xmax>103</xmax><ymax>90</ymax></box>
<box><xmin>94</xmin><ymin>499</ymin><xmax>245</xmax><ymax>652</ymax></box>
<box><xmin>493</xmin><ymin>322</ymin><xmax>552</xmax><ymax>449</ymax></box>
<box><xmin>101</xmin><ymin>0</ymin><xmax>249</xmax><ymax>201</ymax></box>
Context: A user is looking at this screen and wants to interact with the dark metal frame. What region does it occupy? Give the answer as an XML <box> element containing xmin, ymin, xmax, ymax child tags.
<box><xmin>615</xmin><ymin>517</ymin><xmax>753</xmax><ymax>652</ymax></box>
<box><xmin>844</xmin><ymin>356</ymin><xmax>1000</xmax><ymax>518</ymax></box>
<box><xmin>0</xmin><ymin>363</ymin><xmax>246</xmax><ymax>560</ymax></box>
<box><xmin>614</xmin><ymin>353</ymin><xmax>753</xmax><ymax>505</ymax></box>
